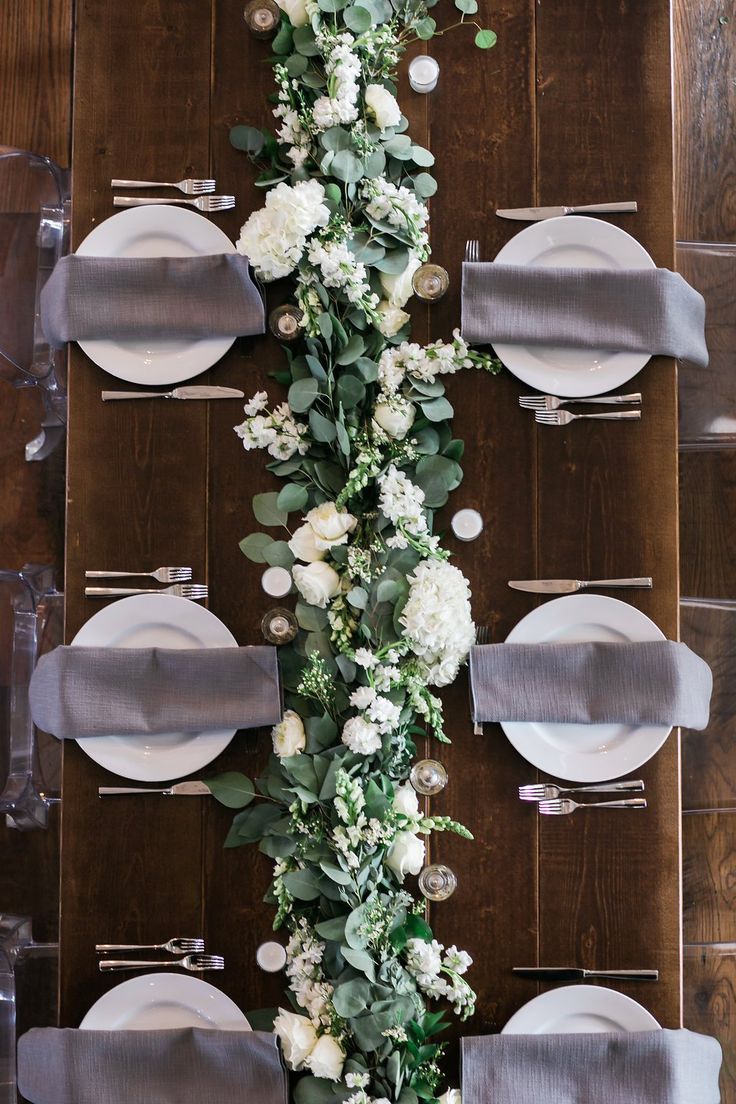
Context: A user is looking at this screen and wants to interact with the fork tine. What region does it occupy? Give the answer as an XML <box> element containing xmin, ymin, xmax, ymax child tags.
<box><xmin>538</xmin><ymin>801</ymin><xmax>565</xmax><ymax>815</ymax></box>
<box><xmin>535</xmin><ymin>413</ymin><xmax>560</xmax><ymax>424</ymax></box>
<box><xmin>190</xmin><ymin>180</ymin><xmax>216</xmax><ymax>193</ymax></box>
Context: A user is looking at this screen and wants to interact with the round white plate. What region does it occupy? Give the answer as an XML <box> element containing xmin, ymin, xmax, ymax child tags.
<box><xmin>502</xmin><ymin>594</ymin><xmax>671</xmax><ymax>782</ymax></box>
<box><xmin>502</xmin><ymin>984</ymin><xmax>660</xmax><ymax>1034</ymax></box>
<box><xmin>80</xmin><ymin>973</ymin><xmax>250</xmax><ymax>1031</ymax></box>
<box><xmin>76</xmin><ymin>205</ymin><xmax>236</xmax><ymax>385</ymax></box>
<box><xmin>493</xmin><ymin>216</ymin><xmax>655</xmax><ymax>397</ymax></box>
<box><xmin>72</xmin><ymin>594</ymin><xmax>238</xmax><ymax>782</ymax></box>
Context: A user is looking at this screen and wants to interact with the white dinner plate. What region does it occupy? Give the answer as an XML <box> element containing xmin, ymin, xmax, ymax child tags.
<box><xmin>72</xmin><ymin>594</ymin><xmax>238</xmax><ymax>782</ymax></box>
<box><xmin>502</xmin><ymin>594</ymin><xmax>671</xmax><ymax>782</ymax></box>
<box><xmin>493</xmin><ymin>216</ymin><xmax>655</xmax><ymax>397</ymax></box>
<box><xmin>80</xmin><ymin>973</ymin><xmax>251</xmax><ymax>1031</ymax></box>
<box><xmin>75</xmin><ymin>205</ymin><xmax>237</xmax><ymax>385</ymax></box>
<box><xmin>502</xmin><ymin>984</ymin><xmax>660</xmax><ymax>1034</ymax></box>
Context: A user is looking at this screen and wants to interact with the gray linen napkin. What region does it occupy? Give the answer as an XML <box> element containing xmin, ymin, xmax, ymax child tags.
<box><xmin>461</xmin><ymin>1029</ymin><xmax>722</xmax><ymax>1104</ymax></box>
<box><xmin>28</xmin><ymin>645</ymin><xmax>282</xmax><ymax>739</ymax></box>
<box><xmin>469</xmin><ymin>641</ymin><xmax>712</xmax><ymax>729</ymax></box>
<box><xmin>461</xmin><ymin>264</ymin><xmax>708</xmax><ymax>368</ymax></box>
<box><xmin>40</xmin><ymin>253</ymin><xmax>265</xmax><ymax>347</ymax></box>
<box><xmin>17</xmin><ymin>1027</ymin><xmax>288</xmax><ymax>1104</ymax></box>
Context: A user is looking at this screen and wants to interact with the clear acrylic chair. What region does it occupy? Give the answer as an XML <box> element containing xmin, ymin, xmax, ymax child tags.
<box><xmin>0</xmin><ymin>915</ymin><xmax>57</xmax><ymax>1104</ymax></box>
<box><xmin>676</xmin><ymin>242</ymin><xmax>736</xmax><ymax>450</ymax></box>
<box><xmin>0</xmin><ymin>567</ymin><xmax>63</xmax><ymax>831</ymax></box>
<box><xmin>0</xmin><ymin>147</ymin><xmax>70</xmax><ymax>461</ymax></box>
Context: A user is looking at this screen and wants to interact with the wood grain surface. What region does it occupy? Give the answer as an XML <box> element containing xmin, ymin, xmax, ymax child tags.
<box><xmin>60</xmin><ymin>0</ymin><xmax>682</xmax><ymax>1068</ymax></box>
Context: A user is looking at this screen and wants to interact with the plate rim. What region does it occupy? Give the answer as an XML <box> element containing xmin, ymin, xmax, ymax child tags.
<box><xmin>79</xmin><ymin>971</ymin><xmax>251</xmax><ymax>1031</ymax></box>
<box><xmin>501</xmin><ymin>983</ymin><xmax>661</xmax><ymax>1034</ymax></box>
<box><xmin>501</xmin><ymin>594</ymin><xmax>672</xmax><ymax>782</ymax></box>
<box><xmin>492</xmin><ymin>215</ymin><xmax>655</xmax><ymax>397</ymax></box>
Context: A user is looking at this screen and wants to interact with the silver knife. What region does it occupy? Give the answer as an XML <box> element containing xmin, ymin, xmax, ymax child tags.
<box><xmin>496</xmin><ymin>201</ymin><xmax>638</xmax><ymax>221</ymax></box>
<box><xmin>508</xmin><ymin>577</ymin><xmax>652</xmax><ymax>594</ymax></box>
<box><xmin>98</xmin><ymin>781</ymin><xmax>212</xmax><ymax>796</ymax></box>
<box><xmin>513</xmin><ymin>967</ymin><xmax>658</xmax><ymax>982</ymax></box>
<box><xmin>101</xmin><ymin>386</ymin><xmax>244</xmax><ymax>401</ymax></box>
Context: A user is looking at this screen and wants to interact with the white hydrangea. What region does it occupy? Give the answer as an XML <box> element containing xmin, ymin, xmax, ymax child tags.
<box><xmin>400</xmin><ymin>560</ymin><xmax>475</xmax><ymax>686</ymax></box>
<box><xmin>236</xmin><ymin>179</ymin><xmax>329</xmax><ymax>281</ymax></box>
<box><xmin>341</xmin><ymin>715</ymin><xmax>382</xmax><ymax>755</ymax></box>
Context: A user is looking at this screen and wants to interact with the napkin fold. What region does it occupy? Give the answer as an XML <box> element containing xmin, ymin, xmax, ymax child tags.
<box><xmin>461</xmin><ymin>264</ymin><xmax>708</xmax><ymax>368</ymax></box>
<box><xmin>40</xmin><ymin>253</ymin><xmax>265</xmax><ymax>346</ymax></box>
<box><xmin>461</xmin><ymin>1029</ymin><xmax>722</xmax><ymax>1104</ymax></box>
<box><xmin>17</xmin><ymin>1027</ymin><xmax>288</xmax><ymax>1104</ymax></box>
<box><xmin>29</xmin><ymin>645</ymin><xmax>282</xmax><ymax>739</ymax></box>
<box><xmin>469</xmin><ymin>641</ymin><xmax>712</xmax><ymax>729</ymax></box>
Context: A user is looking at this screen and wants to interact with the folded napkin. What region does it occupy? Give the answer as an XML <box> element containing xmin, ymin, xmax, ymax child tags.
<box><xmin>29</xmin><ymin>645</ymin><xmax>282</xmax><ymax>739</ymax></box>
<box><xmin>461</xmin><ymin>1029</ymin><xmax>722</xmax><ymax>1104</ymax></box>
<box><xmin>18</xmin><ymin>1027</ymin><xmax>288</xmax><ymax>1104</ymax></box>
<box><xmin>461</xmin><ymin>264</ymin><xmax>708</xmax><ymax>368</ymax></box>
<box><xmin>469</xmin><ymin>641</ymin><xmax>712</xmax><ymax>729</ymax></box>
<box><xmin>40</xmin><ymin>253</ymin><xmax>265</xmax><ymax>346</ymax></box>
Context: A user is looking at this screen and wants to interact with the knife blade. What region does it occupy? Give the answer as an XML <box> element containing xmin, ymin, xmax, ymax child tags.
<box><xmin>101</xmin><ymin>386</ymin><xmax>244</xmax><ymax>401</ymax></box>
<box><xmin>496</xmin><ymin>201</ymin><xmax>638</xmax><ymax>221</ymax></box>
<box><xmin>98</xmin><ymin>781</ymin><xmax>212</xmax><ymax>796</ymax></box>
<box><xmin>508</xmin><ymin>577</ymin><xmax>652</xmax><ymax>594</ymax></box>
<box><xmin>513</xmin><ymin>967</ymin><xmax>658</xmax><ymax>981</ymax></box>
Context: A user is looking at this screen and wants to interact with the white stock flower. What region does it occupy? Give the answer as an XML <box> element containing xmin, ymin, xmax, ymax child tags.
<box><xmin>443</xmin><ymin>945</ymin><xmax>473</xmax><ymax>975</ymax></box>
<box><xmin>342</xmin><ymin>715</ymin><xmax>382</xmax><ymax>755</ymax></box>
<box><xmin>305</xmin><ymin>502</ymin><xmax>357</xmax><ymax>550</ymax></box>
<box><xmin>271</xmin><ymin>710</ymin><xmax>306</xmax><ymax>758</ymax></box>
<box><xmin>365</xmin><ymin>84</ymin><xmax>402</xmax><ymax>130</ymax></box>
<box><xmin>386</xmin><ymin>830</ymin><xmax>425</xmax><ymax>881</ymax></box>
<box><xmin>400</xmin><ymin>560</ymin><xmax>475</xmax><ymax>686</ymax></box>
<box><xmin>438</xmin><ymin>1091</ymin><xmax>462</xmax><ymax>1104</ymax></box>
<box><xmin>379</xmin><ymin>252</ymin><xmax>422</xmax><ymax>308</ymax></box>
<box><xmin>373</xmin><ymin>397</ymin><xmax>416</xmax><ymax>440</ymax></box>
<box><xmin>275</xmin><ymin>0</ymin><xmax>309</xmax><ymax>25</ymax></box>
<box><xmin>393</xmin><ymin>782</ymin><xmax>419</xmax><ymax>817</ymax></box>
<box><xmin>376</xmin><ymin>301</ymin><xmax>410</xmax><ymax>337</ymax></box>
<box><xmin>273</xmin><ymin>1008</ymin><xmax>318</xmax><ymax>1070</ymax></box>
<box><xmin>237</xmin><ymin>179</ymin><xmax>329</xmax><ymax>282</ymax></box>
<box><xmin>288</xmin><ymin>522</ymin><xmax>326</xmax><ymax>563</ymax></box>
<box><xmin>304</xmin><ymin>1033</ymin><xmax>345</xmax><ymax>1081</ymax></box>
<box><xmin>354</xmin><ymin>648</ymin><xmax>377</xmax><ymax>669</ymax></box>
<box><xmin>349</xmin><ymin>685</ymin><xmax>376</xmax><ymax>710</ymax></box>
<box><xmin>406</xmin><ymin>937</ymin><xmax>443</xmax><ymax>978</ymax></box>
<box><xmin>366</xmin><ymin>694</ymin><xmax>401</xmax><ymax>733</ymax></box>
<box><xmin>292</xmin><ymin>562</ymin><xmax>341</xmax><ymax>608</ymax></box>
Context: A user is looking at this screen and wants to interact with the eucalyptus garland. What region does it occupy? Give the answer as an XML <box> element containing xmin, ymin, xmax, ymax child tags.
<box><xmin>212</xmin><ymin>2</ymin><xmax>500</xmax><ymax>1102</ymax></box>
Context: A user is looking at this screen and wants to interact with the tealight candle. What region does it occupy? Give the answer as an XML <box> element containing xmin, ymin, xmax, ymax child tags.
<box><xmin>408</xmin><ymin>55</ymin><xmax>440</xmax><ymax>93</ymax></box>
<box><xmin>261</xmin><ymin>608</ymin><xmax>298</xmax><ymax>645</ymax></box>
<box><xmin>451</xmin><ymin>508</ymin><xmax>484</xmax><ymax>542</ymax></box>
<box><xmin>256</xmin><ymin>941</ymin><xmax>287</xmax><ymax>972</ymax></box>
<box><xmin>412</xmin><ymin>264</ymin><xmax>449</xmax><ymax>301</ymax></box>
<box><xmin>261</xmin><ymin>566</ymin><xmax>292</xmax><ymax>598</ymax></box>
<box><xmin>243</xmin><ymin>0</ymin><xmax>280</xmax><ymax>38</ymax></box>
<box><xmin>269</xmin><ymin>304</ymin><xmax>304</xmax><ymax>343</ymax></box>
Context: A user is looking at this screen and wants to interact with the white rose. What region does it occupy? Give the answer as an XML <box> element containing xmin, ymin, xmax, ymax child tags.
<box><xmin>275</xmin><ymin>0</ymin><xmax>309</xmax><ymax>26</ymax></box>
<box><xmin>305</xmin><ymin>501</ymin><xmax>357</xmax><ymax>551</ymax></box>
<box><xmin>386</xmin><ymin>830</ymin><xmax>425</xmax><ymax>881</ymax></box>
<box><xmin>341</xmin><ymin>715</ymin><xmax>382</xmax><ymax>755</ymax></box>
<box><xmin>304</xmin><ymin>1033</ymin><xmax>345</xmax><ymax>1081</ymax></box>
<box><xmin>273</xmin><ymin>1008</ymin><xmax>318</xmax><ymax>1070</ymax></box>
<box><xmin>288</xmin><ymin>522</ymin><xmax>326</xmax><ymax>563</ymax></box>
<box><xmin>393</xmin><ymin>782</ymin><xmax>419</xmax><ymax>817</ymax></box>
<box><xmin>380</xmin><ymin>253</ymin><xmax>422</xmax><ymax>308</ymax></box>
<box><xmin>365</xmin><ymin>84</ymin><xmax>402</xmax><ymax>130</ymax></box>
<box><xmin>438</xmin><ymin>1092</ymin><xmax>461</xmax><ymax>1104</ymax></box>
<box><xmin>376</xmin><ymin>301</ymin><xmax>410</xmax><ymax>337</ymax></box>
<box><xmin>373</xmin><ymin>398</ymin><xmax>416</xmax><ymax>440</ymax></box>
<box><xmin>271</xmin><ymin>710</ymin><xmax>306</xmax><ymax>758</ymax></box>
<box><xmin>292</xmin><ymin>562</ymin><xmax>341</xmax><ymax>608</ymax></box>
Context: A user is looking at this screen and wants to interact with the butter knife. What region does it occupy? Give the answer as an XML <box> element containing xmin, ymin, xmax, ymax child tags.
<box><xmin>98</xmin><ymin>781</ymin><xmax>212</xmax><ymax>796</ymax></box>
<box><xmin>496</xmin><ymin>201</ymin><xmax>638</xmax><ymax>220</ymax></box>
<box><xmin>508</xmin><ymin>577</ymin><xmax>652</xmax><ymax>594</ymax></box>
<box><xmin>101</xmin><ymin>386</ymin><xmax>244</xmax><ymax>401</ymax></box>
<box><xmin>513</xmin><ymin>967</ymin><xmax>658</xmax><ymax>982</ymax></box>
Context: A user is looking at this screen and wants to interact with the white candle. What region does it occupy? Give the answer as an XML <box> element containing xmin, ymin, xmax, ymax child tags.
<box><xmin>451</xmin><ymin>508</ymin><xmax>484</xmax><ymax>542</ymax></box>
<box><xmin>256</xmin><ymin>941</ymin><xmax>286</xmax><ymax>972</ymax></box>
<box><xmin>261</xmin><ymin>566</ymin><xmax>292</xmax><ymax>597</ymax></box>
<box><xmin>408</xmin><ymin>56</ymin><xmax>439</xmax><ymax>93</ymax></box>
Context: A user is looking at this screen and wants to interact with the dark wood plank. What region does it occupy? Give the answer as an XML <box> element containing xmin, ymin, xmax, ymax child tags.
<box><xmin>683</xmin><ymin>812</ymin><xmax>736</xmax><ymax>944</ymax></box>
<box><xmin>684</xmin><ymin>947</ymin><xmax>736</xmax><ymax>1104</ymax></box>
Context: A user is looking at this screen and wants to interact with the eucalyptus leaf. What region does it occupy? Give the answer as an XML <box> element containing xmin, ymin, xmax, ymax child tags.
<box><xmin>332</xmin><ymin>148</ymin><xmax>365</xmax><ymax>183</ymax></box>
<box><xmin>336</xmin><ymin>420</ymin><xmax>351</xmax><ymax>457</ymax></box>
<box><xmin>341</xmin><ymin>947</ymin><xmax>377</xmax><ymax>980</ymax></box>
<box><xmin>277</xmin><ymin>483</ymin><xmax>309</xmax><ymax>513</ymax></box>
<box><xmin>229</xmin><ymin>125</ymin><xmax>264</xmax><ymax>155</ymax></box>
<box><xmin>293</xmin><ymin>25</ymin><xmax>321</xmax><ymax>54</ymax></box>
<box><xmin>271</xmin><ymin>21</ymin><xmax>294</xmax><ymax>53</ymax></box>
<box><xmin>293</xmin><ymin>1076</ymin><xmax>340</xmax><ymax>1104</ymax></box>
<box><xmin>336</xmin><ymin>374</ymin><xmax>365</xmax><ymax>409</ymax></box>
<box><xmin>409</xmin><ymin>145</ymin><xmax>435</xmax><ymax>167</ymax></box>
<box><xmin>414</xmin><ymin>15</ymin><xmax>436</xmax><ymax>38</ymax></box>
<box><xmin>421</xmin><ymin>395</ymin><xmax>454</xmax><ymax>422</ymax></box>
<box><xmin>475</xmin><ymin>27</ymin><xmax>497</xmax><ymax>48</ymax></box>
<box><xmin>347</xmin><ymin>586</ymin><xmax>368</xmax><ymax>609</ymax></box>
<box><xmin>363</xmin><ymin>148</ymin><xmax>387</xmax><ymax>178</ymax></box>
<box><xmin>296</xmin><ymin>600</ymin><xmax>329</xmax><ymax>631</ymax></box>
<box><xmin>455</xmin><ymin>0</ymin><xmax>478</xmax><ymax>10</ymax></box>
<box><xmin>332</xmin><ymin>977</ymin><xmax>372</xmax><ymax>1017</ymax></box>
<box><xmin>238</xmin><ymin>532</ymin><xmax>274</xmax><ymax>563</ymax></box>
<box><xmin>315</xmin><ymin>915</ymin><xmax>348</xmax><ymax>941</ymax></box>
<box><xmin>309</xmin><ymin>409</ymin><xmax>338</xmax><ymax>443</ymax></box>
<box><xmin>321</xmin><ymin>126</ymin><xmax>354</xmax><ymax>152</ymax></box>
<box><xmin>317</xmin><ymin>312</ymin><xmax>333</xmax><ymax>343</ymax></box>
<box><xmin>252</xmin><ymin>492</ymin><xmax>288</xmax><ymax>528</ymax></box>
<box><xmin>413</xmin><ymin>171</ymin><xmax>438</xmax><ymax>198</ymax></box>
<box><xmin>285</xmin><ymin>52</ymin><xmax>309</xmax><ymax>76</ymax></box>
<box><xmin>343</xmin><ymin>4</ymin><xmax>372</xmax><ymax>32</ymax></box>
<box><xmin>373</xmin><ymin>246</ymin><xmax>409</xmax><ymax>274</ymax></box>
<box><xmin>263</xmin><ymin>540</ymin><xmax>295</xmax><ymax>569</ymax></box>
<box><xmin>320</xmin><ymin>861</ymin><xmax>353</xmax><ymax>886</ymax></box>
<box><xmin>282</xmin><ymin>868</ymin><xmax>322</xmax><ymax>900</ymax></box>
<box><xmin>335</xmin><ymin>334</ymin><xmax>365</xmax><ymax>364</ymax></box>
<box><xmin>207</xmin><ymin>772</ymin><xmax>255</xmax><ymax>808</ymax></box>
<box><xmin>288</xmin><ymin>377</ymin><xmax>320</xmax><ymax>413</ymax></box>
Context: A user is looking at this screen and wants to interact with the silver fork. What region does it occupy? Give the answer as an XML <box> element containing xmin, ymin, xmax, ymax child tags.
<box><xmin>520</xmin><ymin>393</ymin><xmax>642</xmax><ymax>411</ymax></box>
<box><xmin>520</xmin><ymin>780</ymin><xmax>645</xmax><ymax>802</ymax></box>
<box><xmin>85</xmin><ymin>583</ymin><xmax>208</xmax><ymax>600</ymax></box>
<box><xmin>113</xmin><ymin>195</ymin><xmax>235</xmax><ymax>212</ymax></box>
<box><xmin>85</xmin><ymin>567</ymin><xmax>192</xmax><ymax>583</ymax></box>
<box><xmin>539</xmin><ymin>797</ymin><xmax>648</xmax><ymax>815</ymax></box>
<box><xmin>535</xmin><ymin>409</ymin><xmax>641</xmax><ymax>426</ymax></box>
<box><xmin>111</xmin><ymin>178</ymin><xmax>216</xmax><ymax>194</ymax></box>
<box><xmin>464</xmin><ymin>239</ymin><xmax>480</xmax><ymax>262</ymax></box>
<box><xmin>473</xmin><ymin>626</ymin><xmax>491</xmax><ymax>733</ymax></box>
<box><xmin>99</xmin><ymin>954</ymin><xmax>224</xmax><ymax>973</ymax></box>
<box><xmin>96</xmin><ymin>937</ymin><xmax>204</xmax><ymax>954</ymax></box>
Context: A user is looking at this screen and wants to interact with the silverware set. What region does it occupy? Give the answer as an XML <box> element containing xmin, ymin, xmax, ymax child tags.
<box><xmin>519</xmin><ymin>393</ymin><xmax>642</xmax><ymax>425</ymax></box>
<box><xmin>110</xmin><ymin>177</ymin><xmax>234</xmax><ymax>212</ymax></box>
<box><xmin>520</xmin><ymin>779</ymin><xmax>647</xmax><ymax>815</ymax></box>
<box><xmin>84</xmin><ymin>567</ymin><xmax>207</xmax><ymax>602</ymax></box>
<box><xmin>96</xmin><ymin>936</ymin><xmax>224</xmax><ymax>973</ymax></box>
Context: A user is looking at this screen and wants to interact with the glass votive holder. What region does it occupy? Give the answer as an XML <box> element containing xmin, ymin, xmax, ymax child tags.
<box><xmin>419</xmin><ymin>863</ymin><xmax>457</xmax><ymax>902</ymax></box>
<box><xmin>243</xmin><ymin>0</ymin><xmax>280</xmax><ymax>37</ymax></box>
<box><xmin>408</xmin><ymin>55</ymin><xmax>440</xmax><ymax>93</ymax></box>
<box><xmin>256</xmin><ymin>941</ymin><xmax>287</xmax><ymax>972</ymax></box>
<box><xmin>269</xmin><ymin>304</ymin><xmax>304</xmax><ymax>343</ymax></box>
<box><xmin>412</xmin><ymin>264</ymin><xmax>449</xmax><ymax>302</ymax></box>
<box><xmin>261</xmin><ymin>607</ymin><xmax>298</xmax><ymax>645</ymax></box>
<box><xmin>451</xmin><ymin>508</ymin><xmax>484</xmax><ymax>542</ymax></box>
<box><xmin>410</xmin><ymin>759</ymin><xmax>448</xmax><ymax>796</ymax></box>
<box><xmin>261</xmin><ymin>566</ymin><xmax>292</xmax><ymax>598</ymax></box>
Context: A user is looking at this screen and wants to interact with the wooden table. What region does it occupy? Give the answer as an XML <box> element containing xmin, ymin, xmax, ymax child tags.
<box><xmin>61</xmin><ymin>0</ymin><xmax>681</xmax><ymax>1057</ymax></box>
